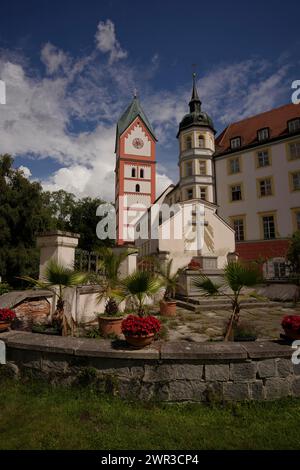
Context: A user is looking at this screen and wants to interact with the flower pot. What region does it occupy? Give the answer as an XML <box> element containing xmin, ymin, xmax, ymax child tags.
<box><xmin>98</xmin><ymin>316</ymin><xmax>123</xmax><ymax>337</ymax></box>
<box><xmin>283</xmin><ymin>328</ymin><xmax>300</xmax><ymax>341</ymax></box>
<box><xmin>124</xmin><ymin>333</ymin><xmax>155</xmax><ymax>349</ymax></box>
<box><xmin>0</xmin><ymin>321</ymin><xmax>11</xmax><ymax>332</ymax></box>
<box><xmin>160</xmin><ymin>300</ymin><xmax>177</xmax><ymax>317</ymax></box>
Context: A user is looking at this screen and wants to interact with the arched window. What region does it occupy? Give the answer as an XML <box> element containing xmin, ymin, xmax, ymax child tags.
<box><xmin>136</xmin><ymin>184</ymin><xmax>140</xmax><ymax>193</ymax></box>
<box><xmin>186</xmin><ymin>135</ymin><xmax>192</xmax><ymax>150</ymax></box>
<box><xmin>131</xmin><ymin>168</ymin><xmax>136</xmax><ymax>177</ymax></box>
<box><xmin>198</xmin><ymin>135</ymin><xmax>205</xmax><ymax>148</ymax></box>
<box><xmin>140</xmin><ymin>168</ymin><xmax>144</xmax><ymax>178</ymax></box>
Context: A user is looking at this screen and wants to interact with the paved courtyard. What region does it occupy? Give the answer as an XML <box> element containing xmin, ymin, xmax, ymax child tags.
<box><xmin>155</xmin><ymin>304</ymin><xmax>300</xmax><ymax>342</ymax></box>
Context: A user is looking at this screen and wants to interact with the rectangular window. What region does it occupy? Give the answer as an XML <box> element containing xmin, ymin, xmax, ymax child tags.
<box><xmin>230</xmin><ymin>137</ymin><xmax>241</xmax><ymax>149</ymax></box>
<box><xmin>229</xmin><ymin>157</ymin><xmax>240</xmax><ymax>174</ymax></box>
<box><xmin>186</xmin><ymin>188</ymin><xmax>193</xmax><ymax>200</ymax></box>
<box><xmin>292</xmin><ymin>172</ymin><xmax>300</xmax><ymax>191</ymax></box>
<box><xmin>262</xmin><ymin>215</ymin><xmax>275</xmax><ymax>239</ymax></box>
<box><xmin>289</xmin><ymin>142</ymin><xmax>300</xmax><ymax>160</ymax></box>
<box><xmin>259</xmin><ymin>178</ymin><xmax>273</xmax><ymax>197</ymax></box>
<box><xmin>288</xmin><ymin>119</ymin><xmax>300</xmax><ymax>133</ymax></box>
<box><xmin>199</xmin><ymin>161</ymin><xmax>206</xmax><ymax>175</ymax></box>
<box><xmin>233</xmin><ymin>219</ymin><xmax>245</xmax><ymax>241</ymax></box>
<box><xmin>257</xmin><ymin>128</ymin><xmax>269</xmax><ymax>141</ymax></box>
<box><xmin>257</xmin><ymin>150</ymin><xmax>270</xmax><ymax>167</ymax></box>
<box><xmin>231</xmin><ymin>184</ymin><xmax>242</xmax><ymax>201</ymax></box>
<box><xmin>200</xmin><ymin>187</ymin><xmax>206</xmax><ymax>200</ymax></box>
<box><xmin>185</xmin><ymin>162</ymin><xmax>193</xmax><ymax>176</ymax></box>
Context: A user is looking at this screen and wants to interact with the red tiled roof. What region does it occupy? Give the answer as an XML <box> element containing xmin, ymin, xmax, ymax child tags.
<box><xmin>215</xmin><ymin>102</ymin><xmax>300</xmax><ymax>155</ymax></box>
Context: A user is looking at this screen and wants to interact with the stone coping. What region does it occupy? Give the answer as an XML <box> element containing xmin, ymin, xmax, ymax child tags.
<box><xmin>0</xmin><ymin>331</ymin><xmax>293</xmax><ymax>362</ymax></box>
<box><xmin>36</xmin><ymin>230</ymin><xmax>80</xmax><ymax>239</ymax></box>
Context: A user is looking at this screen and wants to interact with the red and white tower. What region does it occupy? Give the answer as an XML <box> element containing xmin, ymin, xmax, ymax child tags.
<box><xmin>115</xmin><ymin>94</ymin><xmax>157</xmax><ymax>245</ymax></box>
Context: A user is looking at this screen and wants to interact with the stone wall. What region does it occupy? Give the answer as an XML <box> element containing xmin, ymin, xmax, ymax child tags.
<box><xmin>1</xmin><ymin>331</ymin><xmax>299</xmax><ymax>402</ymax></box>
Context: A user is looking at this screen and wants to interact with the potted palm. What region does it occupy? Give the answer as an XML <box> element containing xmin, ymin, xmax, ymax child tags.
<box><xmin>115</xmin><ymin>270</ymin><xmax>163</xmax><ymax>348</ymax></box>
<box><xmin>192</xmin><ymin>261</ymin><xmax>261</xmax><ymax>341</ymax></box>
<box><xmin>96</xmin><ymin>247</ymin><xmax>134</xmax><ymax>337</ymax></box>
<box><xmin>158</xmin><ymin>259</ymin><xmax>182</xmax><ymax>316</ymax></box>
<box><xmin>21</xmin><ymin>260</ymin><xmax>87</xmax><ymax>336</ymax></box>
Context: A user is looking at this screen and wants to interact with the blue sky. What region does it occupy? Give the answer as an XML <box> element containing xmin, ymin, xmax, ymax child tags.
<box><xmin>0</xmin><ymin>0</ymin><xmax>299</xmax><ymax>201</ymax></box>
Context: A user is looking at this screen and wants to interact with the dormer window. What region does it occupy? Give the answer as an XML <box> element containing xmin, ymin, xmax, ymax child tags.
<box><xmin>230</xmin><ymin>137</ymin><xmax>241</xmax><ymax>149</ymax></box>
<box><xmin>257</xmin><ymin>128</ymin><xmax>269</xmax><ymax>142</ymax></box>
<box><xmin>288</xmin><ymin>118</ymin><xmax>300</xmax><ymax>133</ymax></box>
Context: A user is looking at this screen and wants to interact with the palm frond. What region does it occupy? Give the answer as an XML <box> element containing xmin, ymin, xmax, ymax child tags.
<box><xmin>192</xmin><ymin>274</ymin><xmax>221</xmax><ymax>296</ymax></box>
<box><xmin>224</xmin><ymin>261</ymin><xmax>260</xmax><ymax>293</ymax></box>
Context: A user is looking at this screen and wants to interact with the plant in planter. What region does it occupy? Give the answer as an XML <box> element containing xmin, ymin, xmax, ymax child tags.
<box><xmin>192</xmin><ymin>261</ymin><xmax>261</xmax><ymax>341</ymax></box>
<box><xmin>140</xmin><ymin>256</ymin><xmax>182</xmax><ymax>316</ymax></box>
<box><xmin>281</xmin><ymin>315</ymin><xmax>300</xmax><ymax>340</ymax></box>
<box><xmin>96</xmin><ymin>247</ymin><xmax>135</xmax><ymax>337</ymax></box>
<box><xmin>157</xmin><ymin>259</ymin><xmax>183</xmax><ymax>317</ymax></box>
<box><xmin>0</xmin><ymin>308</ymin><xmax>16</xmax><ymax>332</ymax></box>
<box><xmin>114</xmin><ymin>270</ymin><xmax>163</xmax><ymax>348</ymax></box>
<box><xmin>21</xmin><ymin>260</ymin><xmax>87</xmax><ymax>336</ymax></box>
<box><xmin>121</xmin><ymin>315</ymin><xmax>161</xmax><ymax>348</ymax></box>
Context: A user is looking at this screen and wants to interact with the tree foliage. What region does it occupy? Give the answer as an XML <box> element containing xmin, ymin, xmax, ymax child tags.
<box><xmin>0</xmin><ymin>155</ymin><xmax>113</xmax><ymax>287</ymax></box>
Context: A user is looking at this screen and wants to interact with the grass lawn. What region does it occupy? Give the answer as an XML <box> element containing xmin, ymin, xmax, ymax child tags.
<box><xmin>1</xmin><ymin>379</ymin><xmax>300</xmax><ymax>450</ymax></box>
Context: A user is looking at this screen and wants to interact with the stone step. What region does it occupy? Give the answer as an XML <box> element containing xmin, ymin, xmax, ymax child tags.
<box><xmin>176</xmin><ymin>299</ymin><xmax>281</xmax><ymax>312</ymax></box>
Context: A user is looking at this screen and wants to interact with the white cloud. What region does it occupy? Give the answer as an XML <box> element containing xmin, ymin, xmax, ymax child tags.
<box><xmin>95</xmin><ymin>19</ymin><xmax>127</xmax><ymax>64</ymax></box>
<box><xmin>41</xmin><ymin>42</ymin><xmax>71</xmax><ymax>75</ymax></box>
<box><xmin>0</xmin><ymin>20</ymin><xmax>293</xmax><ymax>204</ymax></box>
<box><xmin>18</xmin><ymin>165</ymin><xmax>32</xmax><ymax>178</ymax></box>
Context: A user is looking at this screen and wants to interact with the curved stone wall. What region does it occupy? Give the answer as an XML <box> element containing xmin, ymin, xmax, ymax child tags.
<box><xmin>0</xmin><ymin>331</ymin><xmax>300</xmax><ymax>402</ymax></box>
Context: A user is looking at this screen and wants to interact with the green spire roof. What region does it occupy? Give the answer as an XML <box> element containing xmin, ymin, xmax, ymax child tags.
<box><xmin>115</xmin><ymin>96</ymin><xmax>157</xmax><ymax>151</ymax></box>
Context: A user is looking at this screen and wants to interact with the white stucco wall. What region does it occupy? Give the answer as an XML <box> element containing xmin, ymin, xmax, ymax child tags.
<box><xmin>124</xmin><ymin>124</ymin><xmax>151</xmax><ymax>156</ymax></box>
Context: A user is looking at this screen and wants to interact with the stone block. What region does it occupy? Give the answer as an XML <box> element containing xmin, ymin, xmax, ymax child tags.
<box><xmin>223</xmin><ymin>382</ymin><xmax>250</xmax><ymax>401</ymax></box>
<box><xmin>242</xmin><ymin>341</ymin><xmax>292</xmax><ymax>359</ymax></box>
<box><xmin>257</xmin><ymin>359</ymin><xmax>276</xmax><ymax>379</ymax></box>
<box><xmin>230</xmin><ymin>362</ymin><xmax>256</xmax><ymax>382</ymax></box>
<box><xmin>250</xmin><ymin>381</ymin><xmax>265</xmax><ymax>400</ymax></box>
<box><xmin>277</xmin><ymin>358</ymin><xmax>293</xmax><ymax>378</ymax></box>
<box><xmin>160</xmin><ymin>342</ymin><xmax>247</xmax><ymax>360</ymax></box>
<box><xmin>264</xmin><ymin>378</ymin><xmax>291</xmax><ymax>400</ymax></box>
<box><xmin>167</xmin><ymin>380</ymin><xmax>206</xmax><ymax>401</ymax></box>
<box><xmin>143</xmin><ymin>364</ymin><xmax>203</xmax><ymax>383</ymax></box>
<box><xmin>290</xmin><ymin>377</ymin><xmax>300</xmax><ymax>396</ymax></box>
<box><xmin>205</xmin><ymin>364</ymin><xmax>229</xmax><ymax>382</ymax></box>
<box><xmin>293</xmin><ymin>363</ymin><xmax>300</xmax><ymax>376</ymax></box>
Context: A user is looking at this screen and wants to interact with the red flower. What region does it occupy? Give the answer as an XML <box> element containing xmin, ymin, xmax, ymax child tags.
<box><xmin>0</xmin><ymin>308</ymin><xmax>16</xmax><ymax>322</ymax></box>
<box><xmin>121</xmin><ymin>315</ymin><xmax>161</xmax><ymax>337</ymax></box>
<box><xmin>282</xmin><ymin>315</ymin><xmax>300</xmax><ymax>334</ymax></box>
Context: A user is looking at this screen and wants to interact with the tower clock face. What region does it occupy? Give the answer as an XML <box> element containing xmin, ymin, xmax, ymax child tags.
<box><xmin>132</xmin><ymin>137</ymin><xmax>144</xmax><ymax>149</ymax></box>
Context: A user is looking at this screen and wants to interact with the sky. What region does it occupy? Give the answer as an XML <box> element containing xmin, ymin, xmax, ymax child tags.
<box><xmin>0</xmin><ymin>0</ymin><xmax>300</xmax><ymax>201</ymax></box>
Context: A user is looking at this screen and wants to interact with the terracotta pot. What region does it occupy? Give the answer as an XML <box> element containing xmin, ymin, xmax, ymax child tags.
<box><xmin>283</xmin><ymin>328</ymin><xmax>300</xmax><ymax>340</ymax></box>
<box><xmin>0</xmin><ymin>321</ymin><xmax>11</xmax><ymax>332</ymax></box>
<box><xmin>98</xmin><ymin>316</ymin><xmax>123</xmax><ymax>337</ymax></box>
<box><xmin>124</xmin><ymin>333</ymin><xmax>155</xmax><ymax>349</ymax></box>
<box><xmin>160</xmin><ymin>300</ymin><xmax>177</xmax><ymax>316</ymax></box>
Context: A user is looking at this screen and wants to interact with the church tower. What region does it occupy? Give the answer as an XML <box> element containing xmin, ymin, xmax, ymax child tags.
<box><xmin>177</xmin><ymin>73</ymin><xmax>216</xmax><ymax>203</ymax></box>
<box><xmin>115</xmin><ymin>94</ymin><xmax>157</xmax><ymax>245</ymax></box>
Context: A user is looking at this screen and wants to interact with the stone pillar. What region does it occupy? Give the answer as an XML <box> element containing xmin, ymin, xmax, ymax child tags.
<box><xmin>227</xmin><ymin>252</ymin><xmax>239</xmax><ymax>263</ymax></box>
<box><xmin>112</xmin><ymin>246</ymin><xmax>138</xmax><ymax>278</ymax></box>
<box><xmin>36</xmin><ymin>231</ymin><xmax>80</xmax><ymax>279</ymax></box>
